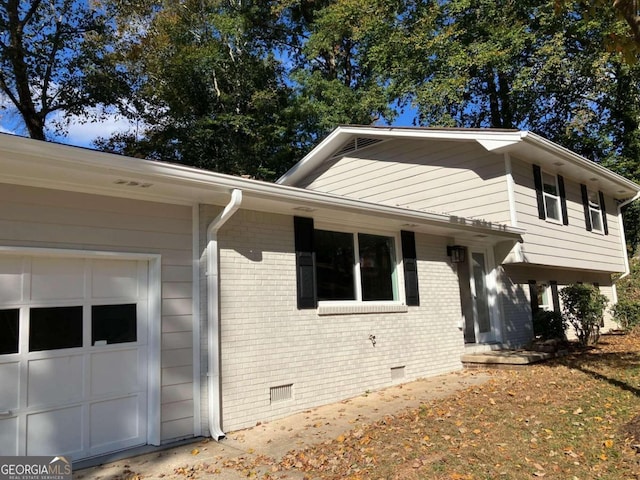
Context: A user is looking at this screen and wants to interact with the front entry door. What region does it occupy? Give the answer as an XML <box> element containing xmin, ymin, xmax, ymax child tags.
<box><xmin>469</xmin><ymin>250</ymin><xmax>493</xmax><ymax>343</ymax></box>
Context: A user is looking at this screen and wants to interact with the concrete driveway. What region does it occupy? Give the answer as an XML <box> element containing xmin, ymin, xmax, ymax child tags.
<box><xmin>74</xmin><ymin>370</ymin><xmax>491</xmax><ymax>480</ymax></box>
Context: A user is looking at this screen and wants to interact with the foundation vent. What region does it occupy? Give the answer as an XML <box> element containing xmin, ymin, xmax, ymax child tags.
<box><xmin>270</xmin><ymin>384</ymin><xmax>293</xmax><ymax>404</ymax></box>
<box><xmin>390</xmin><ymin>366</ymin><xmax>406</xmax><ymax>381</ymax></box>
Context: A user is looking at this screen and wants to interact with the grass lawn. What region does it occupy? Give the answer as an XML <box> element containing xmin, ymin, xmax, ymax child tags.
<box><xmin>269</xmin><ymin>331</ymin><xmax>640</xmax><ymax>479</ymax></box>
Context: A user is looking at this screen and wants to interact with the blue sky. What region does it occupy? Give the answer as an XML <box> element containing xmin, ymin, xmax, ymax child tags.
<box><xmin>0</xmin><ymin>103</ymin><xmax>420</xmax><ymax>149</ymax></box>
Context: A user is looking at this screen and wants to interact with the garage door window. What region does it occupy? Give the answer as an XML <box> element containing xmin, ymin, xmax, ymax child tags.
<box><xmin>92</xmin><ymin>303</ymin><xmax>137</xmax><ymax>345</ymax></box>
<box><xmin>29</xmin><ymin>306</ymin><xmax>83</xmax><ymax>352</ymax></box>
<box><xmin>0</xmin><ymin>309</ymin><xmax>19</xmax><ymax>354</ymax></box>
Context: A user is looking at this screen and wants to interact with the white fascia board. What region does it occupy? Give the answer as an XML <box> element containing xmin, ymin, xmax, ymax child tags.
<box><xmin>277</xmin><ymin>126</ymin><xmax>524</xmax><ymax>186</ymax></box>
<box><xmin>520</xmin><ymin>131</ymin><xmax>640</xmax><ymax>194</ymax></box>
<box><xmin>0</xmin><ymin>133</ymin><xmax>524</xmax><ymax>241</ymax></box>
<box><xmin>276</xmin><ymin>127</ymin><xmax>348</xmax><ymax>185</ymax></box>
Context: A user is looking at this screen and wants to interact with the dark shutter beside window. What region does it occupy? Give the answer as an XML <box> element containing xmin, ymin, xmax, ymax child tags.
<box><xmin>599</xmin><ymin>191</ymin><xmax>609</xmax><ymax>235</ymax></box>
<box><xmin>550</xmin><ymin>281</ymin><xmax>560</xmax><ymax>312</ymax></box>
<box><xmin>533</xmin><ymin>165</ymin><xmax>546</xmax><ymax>220</ymax></box>
<box><xmin>294</xmin><ymin>216</ymin><xmax>317</xmax><ymax>309</ymax></box>
<box><xmin>558</xmin><ymin>175</ymin><xmax>569</xmax><ymax>225</ymax></box>
<box><xmin>401</xmin><ymin>230</ymin><xmax>420</xmax><ymax>306</ymax></box>
<box><xmin>528</xmin><ymin>280</ymin><xmax>539</xmax><ymax>314</ymax></box>
<box><xmin>580</xmin><ymin>184</ymin><xmax>592</xmax><ymax>231</ymax></box>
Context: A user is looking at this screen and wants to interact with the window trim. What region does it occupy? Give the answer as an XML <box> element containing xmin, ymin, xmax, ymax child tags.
<box><xmin>314</xmin><ymin>222</ymin><xmax>403</xmax><ymax>306</ymax></box>
<box><xmin>580</xmin><ymin>185</ymin><xmax>609</xmax><ymax>235</ymax></box>
<box><xmin>587</xmin><ymin>189</ymin><xmax>604</xmax><ymax>234</ymax></box>
<box><xmin>541</xmin><ymin>171</ymin><xmax>562</xmax><ymax>224</ymax></box>
<box><xmin>533</xmin><ymin>165</ymin><xmax>568</xmax><ymax>225</ymax></box>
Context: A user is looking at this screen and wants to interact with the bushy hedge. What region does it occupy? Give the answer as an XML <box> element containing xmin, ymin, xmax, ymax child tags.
<box><xmin>560</xmin><ymin>283</ymin><xmax>608</xmax><ymax>347</ymax></box>
<box><xmin>613</xmin><ymin>257</ymin><xmax>640</xmax><ymax>330</ymax></box>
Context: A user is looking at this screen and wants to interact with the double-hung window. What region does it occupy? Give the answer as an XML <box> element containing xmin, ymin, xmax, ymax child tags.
<box><xmin>587</xmin><ymin>189</ymin><xmax>604</xmax><ymax>233</ymax></box>
<box><xmin>315</xmin><ymin>229</ymin><xmax>398</xmax><ymax>302</ymax></box>
<box><xmin>542</xmin><ymin>172</ymin><xmax>561</xmax><ymax>222</ymax></box>
<box><xmin>294</xmin><ymin>217</ymin><xmax>420</xmax><ymax>310</ymax></box>
<box><xmin>533</xmin><ymin>165</ymin><xmax>568</xmax><ymax>225</ymax></box>
<box><xmin>580</xmin><ymin>185</ymin><xmax>609</xmax><ymax>235</ymax></box>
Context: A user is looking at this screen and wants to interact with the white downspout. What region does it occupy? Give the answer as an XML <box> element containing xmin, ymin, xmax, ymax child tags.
<box><xmin>617</xmin><ymin>192</ymin><xmax>640</xmax><ymax>281</ymax></box>
<box><xmin>206</xmin><ymin>189</ymin><xmax>242</xmax><ymax>440</ymax></box>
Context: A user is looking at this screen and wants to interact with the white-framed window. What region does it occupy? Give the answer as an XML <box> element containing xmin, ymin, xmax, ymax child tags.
<box><xmin>537</xmin><ymin>283</ymin><xmax>552</xmax><ymax>311</ymax></box>
<box><xmin>587</xmin><ymin>189</ymin><xmax>604</xmax><ymax>233</ymax></box>
<box><xmin>542</xmin><ymin>171</ymin><xmax>561</xmax><ymax>222</ymax></box>
<box><xmin>314</xmin><ymin>228</ymin><xmax>399</xmax><ymax>302</ymax></box>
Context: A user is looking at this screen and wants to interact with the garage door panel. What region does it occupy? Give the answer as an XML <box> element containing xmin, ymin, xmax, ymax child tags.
<box><xmin>90</xmin><ymin>396</ymin><xmax>145</xmax><ymax>450</ymax></box>
<box><xmin>30</xmin><ymin>258</ymin><xmax>85</xmax><ymax>300</ymax></box>
<box><xmin>0</xmin><ymin>417</ymin><xmax>18</xmax><ymax>455</ymax></box>
<box><xmin>0</xmin><ymin>256</ymin><xmax>23</xmax><ymax>303</ymax></box>
<box><xmin>0</xmin><ymin>362</ymin><xmax>19</xmax><ymax>409</ymax></box>
<box><xmin>27</xmin><ymin>356</ymin><xmax>84</xmax><ymax>408</ymax></box>
<box><xmin>2</xmin><ymin>253</ymin><xmax>151</xmax><ymax>461</ymax></box>
<box><xmin>92</xmin><ymin>260</ymin><xmax>140</xmax><ymax>299</ymax></box>
<box><xmin>26</xmin><ymin>405</ymin><xmax>84</xmax><ymax>457</ymax></box>
<box><xmin>90</xmin><ymin>349</ymin><xmax>140</xmax><ymax>397</ymax></box>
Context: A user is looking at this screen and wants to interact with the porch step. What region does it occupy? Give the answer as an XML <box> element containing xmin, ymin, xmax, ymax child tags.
<box><xmin>462</xmin><ymin>349</ymin><xmax>568</xmax><ymax>369</ymax></box>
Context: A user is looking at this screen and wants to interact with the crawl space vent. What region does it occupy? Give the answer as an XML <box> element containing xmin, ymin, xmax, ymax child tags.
<box><xmin>390</xmin><ymin>366</ymin><xmax>405</xmax><ymax>381</ymax></box>
<box><xmin>270</xmin><ymin>384</ymin><xmax>293</xmax><ymax>404</ymax></box>
<box><xmin>331</xmin><ymin>137</ymin><xmax>384</xmax><ymax>158</ymax></box>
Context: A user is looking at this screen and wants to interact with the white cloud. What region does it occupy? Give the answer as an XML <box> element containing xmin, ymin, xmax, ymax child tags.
<box><xmin>47</xmin><ymin>107</ymin><xmax>142</xmax><ymax>148</ymax></box>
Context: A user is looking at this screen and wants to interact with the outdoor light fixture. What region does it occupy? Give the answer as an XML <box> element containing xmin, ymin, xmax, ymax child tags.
<box><xmin>447</xmin><ymin>245</ymin><xmax>466</xmax><ymax>263</ymax></box>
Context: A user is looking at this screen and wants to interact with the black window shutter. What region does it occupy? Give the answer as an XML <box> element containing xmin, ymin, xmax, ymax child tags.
<box><xmin>401</xmin><ymin>230</ymin><xmax>420</xmax><ymax>306</ymax></box>
<box><xmin>580</xmin><ymin>184</ymin><xmax>592</xmax><ymax>231</ymax></box>
<box><xmin>533</xmin><ymin>165</ymin><xmax>546</xmax><ymax>220</ymax></box>
<box><xmin>599</xmin><ymin>191</ymin><xmax>609</xmax><ymax>235</ymax></box>
<box><xmin>550</xmin><ymin>281</ymin><xmax>560</xmax><ymax>312</ymax></box>
<box><xmin>294</xmin><ymin>216</ymin><xmax>317</xmax><ymax>309</ymax></box>
<box><xmin>558</xmin><ymin>175</ymin><xmax>569</xmax><ymax>225</ymax></box>
<box><xmin>528</xmin><ymin>280</ymin><xmax>539</xmax><ymax>314</ymax></box>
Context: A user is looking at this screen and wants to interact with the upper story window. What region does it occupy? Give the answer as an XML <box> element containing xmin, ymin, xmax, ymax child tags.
<box><xmin>315</xmin><ymin>229</ymin><xmax>398</xmax><ymax>302</ymax></box>
<box><xmin>542</xmin><ymin>172</ymin><xmax>561</xmax><ymax>222</ymax></box>
<box><xmin>533</xmin><ymin>165</ymin><xmax>568</xmax><ymax>225</ymax></box>
<box><xmin>587</xmin><ymin>190</ymin><xmax>604</xmax><ymax>233</ymax></box>
<box><xmin>580</xmin><ymin>184</ymin><xmax>609</xmax><ymax>235</ymax></box>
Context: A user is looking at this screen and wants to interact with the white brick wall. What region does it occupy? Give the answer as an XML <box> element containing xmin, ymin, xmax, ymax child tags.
<box><xmin>210</xmin><ymin>209</ymin><xmax>466</xmax><ymax>432</ymax></box>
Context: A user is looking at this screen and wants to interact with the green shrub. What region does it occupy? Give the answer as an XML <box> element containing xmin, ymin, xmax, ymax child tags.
<box><xmin>560</xmin><ymin>283</ymin><xmax>608</xmax><ymax>347</ymax></box>
<box><xmin>612</xmin><ymin>299</ymin><xmax>640</xmax><ymax>330</ymax></box>
<box><xmin>532</xmin><ymin>309</ymin><xmax>567</xmax><ymax>340</ymax></box>
<box><xmin>613</xmin><ymin>257</ymin><xmax>640</xmax><ymax>331</ymax></box>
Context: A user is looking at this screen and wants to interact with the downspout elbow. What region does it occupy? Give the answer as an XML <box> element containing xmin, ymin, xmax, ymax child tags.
<box><xmin>206</xmin><ymin>189</ymin><xmax>243</xmax><ymax>441</ymax></box>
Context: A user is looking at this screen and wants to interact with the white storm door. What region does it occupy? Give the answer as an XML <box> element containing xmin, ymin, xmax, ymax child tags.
<box><xmin>469</xmin><ymin>250</ymin><xmax>495</xmax><ymax>344</ymax></box>
<box><xmin>0</xmin><ymin>254</ymin><xmax>149</xmax><ymax>461</ymax></box>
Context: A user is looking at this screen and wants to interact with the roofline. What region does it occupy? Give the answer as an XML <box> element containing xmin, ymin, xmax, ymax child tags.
<box><xmin>277</xmin><ymin>126</ymin><xmax>640</xmax><ymax>196</ymax></box>
<box><xmin>0</xmin><ymin>133</ymin><xmax>523</xmax><ymax>240</ymax></box>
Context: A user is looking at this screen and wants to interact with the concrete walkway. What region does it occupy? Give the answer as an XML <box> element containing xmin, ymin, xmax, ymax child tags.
<box><xmin>74</xmin><ymin>370</ymin><xmax>492</xmax><ymax>480</ymax></box>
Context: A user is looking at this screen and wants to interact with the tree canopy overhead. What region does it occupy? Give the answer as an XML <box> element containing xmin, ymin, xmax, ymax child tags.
<box><xmin>0</xmin><ymin>0</ymin><xmax>127</xmax><ymax>140</ymax></box>
<box><xmin>3</xmin><ymin>0</ymin><xmax>640</xmax><ymax>187</ymax></box>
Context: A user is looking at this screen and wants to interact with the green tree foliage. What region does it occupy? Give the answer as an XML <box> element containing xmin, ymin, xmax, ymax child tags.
<box><xmin>0</xmin><ymin>0</ymin><xmax>126</xmax><ymax>140</ymax></box>
<box><xmin>96</xmin><ymin>0</ymin><xmax>305</xmax><ymax>179</ymax></box>
<box><xmin>613</xmin><ymin>257</ymin><xmax>640</xmax><ymax>329</ymax></box>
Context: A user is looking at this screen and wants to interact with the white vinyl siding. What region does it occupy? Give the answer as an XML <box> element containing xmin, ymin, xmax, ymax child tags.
<box><xmin>299</xmin><ymin>139</ymin><xmax>512</xmax><ymax>224</ymax></box>
<box><xmin>0</xmin><ymin>182</ymin><xmax>195</xmax><ymax>444</ymax></box>
<box><xmin>510</xmin><ymin>157</ymin><xmax>626</xmax><ymax>273</ymax></box>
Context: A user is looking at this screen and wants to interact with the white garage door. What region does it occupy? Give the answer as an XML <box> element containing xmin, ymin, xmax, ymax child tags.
<box><xmin>0</xmin><ymin>254</ymin><xmax>149</xmax><ymax>460</ymax></box>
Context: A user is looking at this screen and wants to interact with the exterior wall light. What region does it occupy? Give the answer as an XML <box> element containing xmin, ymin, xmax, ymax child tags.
<box><xmin>447</xmin><ymin>245</ymin><xmax>466</xmax><ymax>263</ymax></box>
